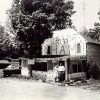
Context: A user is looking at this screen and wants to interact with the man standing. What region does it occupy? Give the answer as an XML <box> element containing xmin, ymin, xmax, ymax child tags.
<box><xmin>58</xmin><ymin>63</ymin><xmax>65</xmax><ymax>85</ymax></box>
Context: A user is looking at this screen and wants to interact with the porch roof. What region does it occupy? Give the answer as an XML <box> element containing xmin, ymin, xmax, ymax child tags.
<box><xmin>35</xmin><ymin>55</ymin><xmax>87</xmax><ymax>62</ymax></box>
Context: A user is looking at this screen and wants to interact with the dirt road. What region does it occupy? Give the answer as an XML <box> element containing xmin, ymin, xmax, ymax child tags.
<box><xmin>0</xmin><ymin>78</ymin><xmax>100</xmax><ymax>100</ymax></box>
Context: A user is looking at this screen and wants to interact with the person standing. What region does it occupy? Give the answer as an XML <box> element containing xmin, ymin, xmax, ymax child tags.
<box><xmin>53</xmin><ymin>64</ymin><xmax>59</xmax><ymax>82</ymax></box>
<box><xmin>58</xmin><ymin>63</ymin><xmax>65</xmax><ymax>85</ymax></box>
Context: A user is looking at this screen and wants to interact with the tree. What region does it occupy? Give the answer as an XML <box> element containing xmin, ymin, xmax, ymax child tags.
<box><xmin>89</xmin><ymin>22</ymin><xmax>100</xmax><ymax>41</ymax></box>
<box><xmin>87</xmin><ymin>61</ymin><xmax>99</xmax><ymax>79</ymax></box>
<box><xmin>88</xmin><ymin>10</ymin><xmax>100</xmax><ymax>41</ymax></box>
<box><xmin>0</xmin><ymin>23</ymin><xmax>20</xmax><ymax>59</ymax></box>
<box><xmin>8</xmin><ymin>0</ymin><xmax>75</xmax><ymax>58</ymax></box>
<box><xmin>0</xmin><ymin>24</ymin><xmax>12</xmax><ymax>59</ymax></box>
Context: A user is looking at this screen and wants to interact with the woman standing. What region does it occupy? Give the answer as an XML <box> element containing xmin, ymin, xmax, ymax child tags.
<box><xmin>53</xmin><ymin>65</ymin><xmax>59</xmax><ymax>82</ymax></box>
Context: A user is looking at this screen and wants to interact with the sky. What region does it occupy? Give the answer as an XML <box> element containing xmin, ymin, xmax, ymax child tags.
<box><xmin>72</xmin><ymin>0</ymin><xmax>100</xmax><ymax>31</ymax></box>
<box><xmin>0</xmin><ymin>0</ymin><xmax>12</xmax><ymax>25</ymax></box>
<box><xmin>0</xmin><ymin>0</ymin><xmax>100</xmax><ymax>32</ymax></box>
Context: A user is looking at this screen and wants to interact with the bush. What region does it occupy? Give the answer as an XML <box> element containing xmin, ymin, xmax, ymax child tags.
<box><xmin>0</xmin><ymin>64</ymin><xmax>9</xmax><ymax>69</ymax></box>
<box><xmin>32</xmin><ymin>71</ymin><xmax>47</xmax><ymax>82</ymax></box>
<box><xmin>87</xmin><ymin>62</ymin><xmax>99</xmax><ymax>79</ymax></box>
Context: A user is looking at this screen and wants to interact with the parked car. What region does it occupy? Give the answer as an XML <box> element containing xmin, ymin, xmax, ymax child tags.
<box><xmin>3</xmin><ymin>64</ymin><xmax>21</xmax><ymax>77</ymax></box>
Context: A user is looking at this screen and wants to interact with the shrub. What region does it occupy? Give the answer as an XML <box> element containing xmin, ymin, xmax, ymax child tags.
<box><xmin>87</xmin><ymin>62</ymin><xmax>99</xmax><ymax>79</ymax></box>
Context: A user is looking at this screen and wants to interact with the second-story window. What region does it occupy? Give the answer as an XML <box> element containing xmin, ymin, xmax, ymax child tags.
<box><xmin>47</xmin><ymin>46</ymin><xmax>51</xmax><ymax>54</ymax></box>
<box><xmin>77</xmin><ymin>43</ymin><xmax>81</xmax><ymax>53</ymax></box>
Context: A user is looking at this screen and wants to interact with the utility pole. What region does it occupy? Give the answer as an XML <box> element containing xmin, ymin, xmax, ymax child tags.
<box><xmin>83</xmin><ymin>0</ymin><xmax>86</xmax><ymax>29</ymax></box>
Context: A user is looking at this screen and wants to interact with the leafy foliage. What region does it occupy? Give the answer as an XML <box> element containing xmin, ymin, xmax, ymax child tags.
<box><xmin>8</xmin><ymin>0</ymin><xmax>75</xmax><ymax>58</ymax></box>
<box><xmin>86</xmin><ymin>61</ymin><xmax>99</xmax><ymax>79</ymax></box>
<box><xmin>88</xmin><ymin>10</ymin><xmax>100</xmax><ymax>41</ymax></box>
<box><xmin>89</xmin><ymin>23</ymin><xmax>100</xmax><ymax>41</ymax></box>
<box><xmin>0</xmin><ymin>24</ymin><xmax>12</xmax><ymax>59</ymax></box>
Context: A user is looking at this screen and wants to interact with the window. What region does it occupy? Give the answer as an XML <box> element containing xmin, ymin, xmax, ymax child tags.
<box><xmin>72</xmin><ymin>64</ymin><xmax>77</xmax><ymax>73</ymax></box>
<box><xmin>78</xmin><ymin>63</ymin><xmax>82</xmax><ymax>72</ymax></box>
<box><xmin>77</xmin><ymin>43</ymin><xmax>81</xmax><ymax>53</ymax></box>
<box><xmin>47</xmin><ymin>46</ymin><xmax>51</xmax><ymax>54</ymax></box>
<box><xmin>71</xmin><ymin>61</ymin><xmax>83</xmax><ymax>73</ymax></box>
<box><xmin>32</xmin><ymin>62</ymin><xmax>47</xmax><ymax>71</ymax></box>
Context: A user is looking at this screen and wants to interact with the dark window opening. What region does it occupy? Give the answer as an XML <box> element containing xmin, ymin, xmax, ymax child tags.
<box><xmin>78</xmin><ymin>63</ymin><xmax>82</xmax><ymax>72</ymax></box>
<box><xmin>72</xmin><ymin>64</ymin><xmax>77</xmax><ymax>73</ymax></box>
<box><xmin>31</xmin><ymin>62</ymin><xmax>47</xmax><ymax>71</ymax></box>
<box><xmin>72</xmin><ymin>61</ymin><xmax>83</xmax><ymax>73</ymax></box>
<box><xmin>82</xmin><ymin>60</ymin><xmax>87</xmax><ymax>72</ymax></box>
<box><xmin>47</xmin><ymin>46</ymin><xmax>51</xmax><ymax>54</ymax></box>
<box><xmin>77</xmin><ymin>43</ymin><xmax>81</xmax><ymax>53</ymax></box>
<box><xmin>59</xmin><ymin>61</ymin><xmax>65</xmax><ymax>66</ymax></box>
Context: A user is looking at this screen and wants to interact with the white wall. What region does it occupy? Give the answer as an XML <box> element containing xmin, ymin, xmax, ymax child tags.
<box><xmin>42</xmin><ymin>29</ymin><xmax>87</xmax><ymax>56</ymax></box>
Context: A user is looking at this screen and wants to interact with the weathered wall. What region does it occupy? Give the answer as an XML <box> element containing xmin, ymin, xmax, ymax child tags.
<box><xmin>86</xmin><ymin>43</ymin><xmax>100</xmax><ymax>69</ymax></box>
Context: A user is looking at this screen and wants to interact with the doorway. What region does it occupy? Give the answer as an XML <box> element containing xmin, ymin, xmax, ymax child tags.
<box><xmin>59</xmin><ymin>60</ymin><xmax>65</xmax><ymax>66</ymax></box>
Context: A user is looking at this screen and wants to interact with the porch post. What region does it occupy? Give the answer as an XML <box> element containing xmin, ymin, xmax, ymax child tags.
<box><xmin>65</xmin><ymin>59</ymin><xmax>68</xmax><ymax>81</ymax></box>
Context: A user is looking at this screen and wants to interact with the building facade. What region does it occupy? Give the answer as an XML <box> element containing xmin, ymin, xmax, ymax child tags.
<box><xmin>41</xmin><ymin>28</ymin><xmax>100</xmax><ymax>80</ymax></box>
<box><xmin>42</xmin><ymin>29</ymin><xmax>87</xmax><ymax>56</ymax></box>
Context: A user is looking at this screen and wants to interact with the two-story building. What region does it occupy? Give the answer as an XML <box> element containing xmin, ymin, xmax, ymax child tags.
<box><xmin>35</xmin><ymin>28</ymin><xmax>100</xmax><ymax>80</ymax></box>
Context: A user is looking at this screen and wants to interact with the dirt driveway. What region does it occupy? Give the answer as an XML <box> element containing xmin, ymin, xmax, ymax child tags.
<box><xmin>0</xmin><ymin>78</ymin><xmax>100</xmax><ymax>100</ymax></box>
